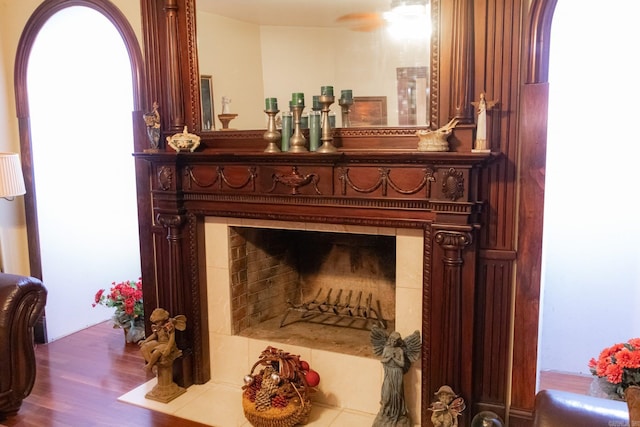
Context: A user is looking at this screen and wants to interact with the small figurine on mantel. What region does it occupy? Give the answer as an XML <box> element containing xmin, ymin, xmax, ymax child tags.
<box><xmin>142</xmin><ymin>101</ymin><xmax>161</xmax><ymax>152</ymax></box>
<box><xmin>370</xmin><ymin>325</ymin><xmax>422</xmax><ymax>427</ymax></box>
<box><xmin>139</xmin><ymin>308</ymin><xmax>187</xmax><ymax>403</ymax></box>
<box><xmin>221</xmin><ymin>96</ymin><xmax>232</xmax><ymax>114</ymax></box>
<box><xmin>428</xmin><ymin>385</ymin><xmax>466</xmax><ymax>427</ymax></box>
<box><xmin>471</xmin><ymin>93</ymin><xmax>498</xmax><ymax>152</ymax></box>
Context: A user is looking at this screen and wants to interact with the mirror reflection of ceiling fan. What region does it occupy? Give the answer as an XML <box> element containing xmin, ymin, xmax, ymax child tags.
<box><xmin>336</xmin><ymin>0</ymin><xmax>429</xmax><ymax>32</ymax></box>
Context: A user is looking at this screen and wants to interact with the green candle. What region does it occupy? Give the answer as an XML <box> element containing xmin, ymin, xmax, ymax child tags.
<box><xmin>291</xmin><ymin>92</ymin><xmax>305</xmax><ymax>106</ymax></box>
<box><xmin>312</xmin><ymin>95</ymin><xmax>321</xmax><ymax>111</ymax></box>
<box><xmin>321</xmin><ymin>86</ymin><xmax>334</xmax><ymax>96</ymax></box>
<box><xmin>265</xmin><ymin>97</ymin><xmax>278</xmax><ymax>111</ymax></box>
<box><xmin>341</xmin><ymin>89</ymin><xmax>353</xmax><ymax>102</ymax></box>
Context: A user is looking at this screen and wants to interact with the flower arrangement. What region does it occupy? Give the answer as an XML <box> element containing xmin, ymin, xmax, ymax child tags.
<box><xmin>93</xmin><ymin>279</ymin><xmax>144</xmax><ymax>341</ymax></box>
<box><xmin>589</xmin><ymin>337</ymin><xmax>640</xmax><ymax>400</ymax></box>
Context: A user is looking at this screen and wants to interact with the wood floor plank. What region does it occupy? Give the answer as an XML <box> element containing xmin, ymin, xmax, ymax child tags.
<box><xmin>2</xmin><ymin>321</ymin><xmax>210</xmax><ymax>427</ymax></box>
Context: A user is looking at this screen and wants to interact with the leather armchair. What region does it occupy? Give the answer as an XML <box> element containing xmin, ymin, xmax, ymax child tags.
<box><xmin>533</xmin><ymin>389</ymin><xmax>629</xmax><ymax>427</ymax></box>
<box><xmin>0</xmin><ymin>272</ymin><xmax>47</xmax><ymax>419</ymax></box>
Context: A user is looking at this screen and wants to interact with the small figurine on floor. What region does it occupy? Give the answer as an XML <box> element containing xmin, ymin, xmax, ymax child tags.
<box><xmin>428</xmin><ymin>385</ymin><xmax>466</xmax><ymax>427</ymax></box>
<box><xmin>370</xmin><ymin>325</ymin><xmax>421</xmax><ymax>427</ymax></box>
<box><xmin>139</xmin><ymin>308</ymin><xmax>187</xmax><ymax>403</ymax></box>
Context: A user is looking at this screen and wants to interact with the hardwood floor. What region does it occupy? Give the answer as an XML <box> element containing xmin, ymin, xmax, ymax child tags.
<box><xmin>538</xmin><ymin>369</ymin><xmax>593</xmax><ymax>396</ymax></box>
<box><xmin>2</xmin><ymin>321</ymin><xmax>594</xmax><ymax>426</ymax></box>
<box><xmin>2</xmin><ymin>321</ymin><xmax>210</xmax><ymax>427</ymax></box>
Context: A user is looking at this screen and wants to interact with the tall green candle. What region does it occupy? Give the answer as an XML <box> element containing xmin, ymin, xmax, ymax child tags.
<box><xmin>265</xmin><ymin>97</ymin><xmax>278</xmax><ymax>111</ymax></box>
<box><xmin>312</xmin><ymin>95</ymin><xmax>321</xmax><ymax>111</ymax></box>
<box><xmin>291</xmin><ymin>92</ymin><xmax>305</xmax><ymax>106</ymax></box>
<box><xmin>340</xmin><ymin>89</ymin><xmax>353</xmax><ymax>102</ymax></box>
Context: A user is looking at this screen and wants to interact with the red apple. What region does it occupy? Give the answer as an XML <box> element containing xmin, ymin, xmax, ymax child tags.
<box><xmin>305</xmin><ymin>369</ymin><xmax>320</xmax><ymax>387</ymax></box>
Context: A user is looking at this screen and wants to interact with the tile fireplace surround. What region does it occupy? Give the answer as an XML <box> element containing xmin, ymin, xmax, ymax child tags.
<box><xmin>121</xmin><ymin>217</ymin><xmax>424</xmax><ymax>426</ymax></box>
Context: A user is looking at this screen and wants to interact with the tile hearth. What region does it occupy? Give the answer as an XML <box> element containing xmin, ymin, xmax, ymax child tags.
<box><xmin>118</xmin><ymin>380</ymin><xmax>376</xmax><ymax>426</ymax></box>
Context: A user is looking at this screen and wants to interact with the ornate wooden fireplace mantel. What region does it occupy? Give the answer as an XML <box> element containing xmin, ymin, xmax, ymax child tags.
<box><xmin>135</xmin><ymin>148</ymin><xmax>494</xmax><ymax>424</ymax></box>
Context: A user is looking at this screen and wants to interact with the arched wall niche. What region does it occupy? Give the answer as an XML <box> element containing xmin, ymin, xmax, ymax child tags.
<box><xmin>13</xmin><ymin>0</ymin><xmax>147</xmax><ymax>333</ymax></box>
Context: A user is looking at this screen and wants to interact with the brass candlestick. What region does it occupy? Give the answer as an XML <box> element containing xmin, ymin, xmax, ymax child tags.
<box><xmin>317</xmin><ymin>94</ymin><xmax>337</xmax><ymax>153</ymax></box>
<box><xmin>289</xmin><ymin>104</ymin><xmax>307</xmax><ymax>152</ymax></box>
<box><xmin>263</xmin><ymin>109</ymin><xmax>281</xmax><ymax>153</ymax></box>
<box><xmin>339</xmin><ymin>98</ymin><xmax>353</xmax><ymax>128</ymax></box>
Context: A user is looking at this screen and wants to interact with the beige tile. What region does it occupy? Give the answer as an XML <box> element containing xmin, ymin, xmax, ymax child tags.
<box><xmin>395</xmin><ymin>287</ymin><xmax>423</xmax><ymax>333</ymax></box>
<box><xmin>204</xmin><ymin>219</ymin><xmax>230</xmax><ymax>269</ymax></box>
<box><xmin>309</xmin><ymin>349</ymin><xmax>380</xmax><ymax>415</ymax></box>
<box><xmin>207</xmin><ymin>265</ymin><xmax>232</xmax><ymax>335</ymax></box>
<box><xmin>118</xmin><ymin>379</ymin><xmax>212</xmax><ymax>416</ymax></box>
<box><xmin>175</xmin><ymin>383</ymin><xmax>247</xmax><ymax>427</ymax></box>
<box><xmin>329</xmin><ymin>408</ymin><xmax>377</xmax><ymax>426</ymax></box>
<box><xmin>210</xmin><ymin>334</ymin><xmax>250</xmax><ymax>386</ymax></box>
<box><xmin>396</xmin><ymin>229</ymin><xmax>424</xmax><ymax>290</ymax></box>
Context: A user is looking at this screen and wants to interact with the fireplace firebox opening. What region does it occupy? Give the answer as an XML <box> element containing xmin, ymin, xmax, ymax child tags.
<box><xmin>228</xmin><ymin>227</ymin><xmax>396</xmax><ymax>358</ymax></box>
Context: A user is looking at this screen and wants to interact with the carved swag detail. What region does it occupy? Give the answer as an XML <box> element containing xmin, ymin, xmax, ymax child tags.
<box><xmin>339</xmin><ymin>167</ymin><xmax>435</xmax><ymax>197</ymax></box>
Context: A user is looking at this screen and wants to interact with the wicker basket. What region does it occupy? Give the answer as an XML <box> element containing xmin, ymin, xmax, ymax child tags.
<box><xmin>242</xmin><ymin>392</ymin><xmax>311</xmax><ymax>427</ymax></box>
<box><xmin>242</xmin><ymin>347</ymin><xmax>314</xmax><ymax>427</ymax></box>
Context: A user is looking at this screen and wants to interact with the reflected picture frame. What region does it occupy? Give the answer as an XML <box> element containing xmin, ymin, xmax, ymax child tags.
<box><xmin>350</xmin><ymin>96</ymin><xmax>388</xmax><ymax>127</ymax></box>
<box><xmin>200</xmin><ymin>75</ymin><xmax>215</xmax><ymax>130</ymax></box>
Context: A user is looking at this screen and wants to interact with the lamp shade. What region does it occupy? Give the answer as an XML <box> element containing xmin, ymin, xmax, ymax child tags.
<box><xmin>0</xmin><ymin>153</ymin><xmax>26</xmax><ymax>198</ymax></box>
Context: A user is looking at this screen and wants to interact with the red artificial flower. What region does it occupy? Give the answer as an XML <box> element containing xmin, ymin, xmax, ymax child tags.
<box><xmin>589</xmin><ymin>338</ymin><xmax>640</xmax><ymax>399</ymax></box>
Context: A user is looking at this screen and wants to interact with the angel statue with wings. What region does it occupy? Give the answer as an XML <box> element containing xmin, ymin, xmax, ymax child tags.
<box><xmin>370</xmin><ymin>325</ymin><xmax>422</xmax><ymax>427</ymax></box>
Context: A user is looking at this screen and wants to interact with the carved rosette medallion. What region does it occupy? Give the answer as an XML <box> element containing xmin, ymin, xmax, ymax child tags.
<box><xmin>441</xmin><ymin>168</ymin><xmax>464</xmax><ymax>201</ymax></box>
<box><xmin>158</xmin><ymin>166</ymin><xmax>173</xmax><ymax>191</ymax></box>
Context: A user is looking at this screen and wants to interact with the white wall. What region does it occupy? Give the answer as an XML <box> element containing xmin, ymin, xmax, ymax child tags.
<box><xmin>539</xmin><ymin>0</ymin><xmax>640</xmax><ymax>375</ymax></box>
<box><xmin>196</xmin><ymin>11</ymin><xmax>429</xmax><ymax>129</ymax></box>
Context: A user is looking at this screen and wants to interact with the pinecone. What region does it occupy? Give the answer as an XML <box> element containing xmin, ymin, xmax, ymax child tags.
<box><xmin>255</xmin><ymin>367</ymin><xmax>279</xmax><ymax>411</ymax></box>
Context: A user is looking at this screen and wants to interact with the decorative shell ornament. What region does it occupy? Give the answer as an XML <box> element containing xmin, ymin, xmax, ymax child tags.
<box><xmin>167</xmin><ymin>126</ymin><xmax>201</xmax><ymax>153</ymax></box>
<box><xmin>416</xmin><ymin>118</ymin><xmax>459</xmax><ymax>152</ymax></box>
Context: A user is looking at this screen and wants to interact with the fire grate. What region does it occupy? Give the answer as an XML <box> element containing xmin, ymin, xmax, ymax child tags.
<box><xmin>280</xmin><ymin>287</ymin><xmax>387</xmax><ymax>330</ymax></box>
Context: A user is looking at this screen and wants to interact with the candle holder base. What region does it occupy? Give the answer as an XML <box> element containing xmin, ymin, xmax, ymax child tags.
<box><xmin>263</xmin><ymin>109</ymin><xmax>281</xmax><ymax>153</ymax></box>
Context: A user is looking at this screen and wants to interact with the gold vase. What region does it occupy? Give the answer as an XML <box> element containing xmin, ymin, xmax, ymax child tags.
<box><xmin>626</xmin><ymin>385</ymin><xmax>640</xmax><ymax>427</ymax></box>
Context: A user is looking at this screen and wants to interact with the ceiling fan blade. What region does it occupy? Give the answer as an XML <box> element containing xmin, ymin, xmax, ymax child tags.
<box><xmin>335</xmin><ymin>12</ymin><xmax>385</xmax><ymax>32</ymax></box>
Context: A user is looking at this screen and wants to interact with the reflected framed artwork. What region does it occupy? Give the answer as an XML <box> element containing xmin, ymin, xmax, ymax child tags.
<box><xmin>200</xmin><ymin>75</ymin><xmax>215</xmax><ymax>130</ymax></box>
<box><xmin>350</xmin><ymin>96</ymin><xmax>388</xmax><ymax>127</ymax></box>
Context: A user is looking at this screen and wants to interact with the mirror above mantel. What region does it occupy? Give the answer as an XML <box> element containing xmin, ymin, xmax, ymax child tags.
<box><xmin>196</xmin><ymin>0</ymin><xmax>435</xmax><ymax>131</ymax></box>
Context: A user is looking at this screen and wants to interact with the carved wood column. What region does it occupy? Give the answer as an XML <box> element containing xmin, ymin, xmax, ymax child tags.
<box><xmin>155</xmin><ymin>212</ymin><xmax>194</xmax><ymax>387</ymax></box>
<box><xmin>430</xmin><ymin>229</ymin><xmax>473</xmax><ymax>424</ymax></box>
<box><xmin>156</xmin><ymin>213</ymin><xmax>186</xmax><ymax>312</ymax></box>
<box><xmin>450</xmin><ymin>0</ymin><xmax>474</xmax><ymax>123</ymax></box>
<box><xmin>163</xmin><ymin>0</ymin><xmax>185</xmax><ymax>132</ymax></box>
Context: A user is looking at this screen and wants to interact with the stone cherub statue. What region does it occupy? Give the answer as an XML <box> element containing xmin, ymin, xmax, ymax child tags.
<box><xmin>428</xmin><ymin>385</ymin><xmax>466</xmax><ymax>427</ymax></box>
<box><xmin>370</xmin><ymin>325</ymin><xmax>421</xmax><ymax>427</ymax></box>
<box><xmin>139</xmin><ymin>308</ymin><xmax>187</xmax><ymax>403</ymax></box>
